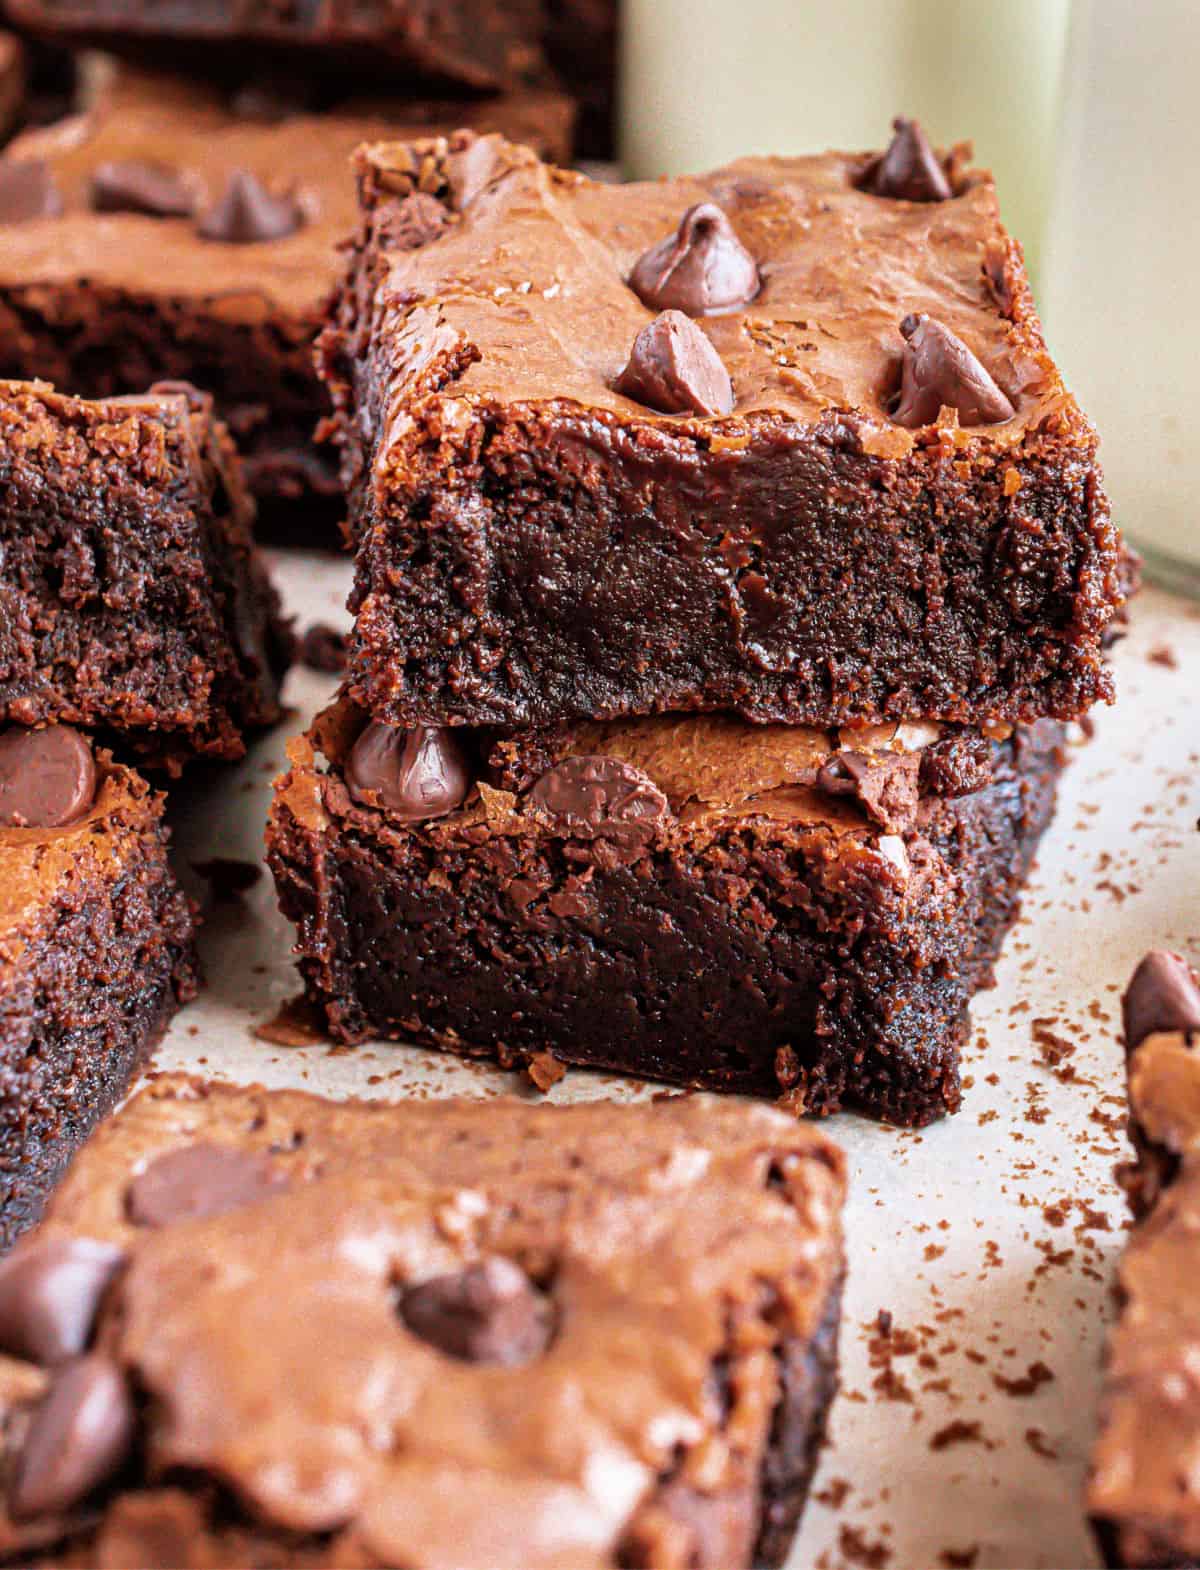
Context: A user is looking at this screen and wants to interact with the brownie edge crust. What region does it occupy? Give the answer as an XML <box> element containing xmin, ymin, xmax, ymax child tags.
<box><xmin>0</xmin><ymin>1077</ymin><xmax>845</xmax><ymax>1569</ymax></box>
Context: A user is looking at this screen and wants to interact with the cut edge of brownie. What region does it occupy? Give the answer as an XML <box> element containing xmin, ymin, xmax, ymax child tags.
<box><xmin>0</xmin><ymin>755</ymin><xmax>198</xmax><ymax>1250</ymax></box>
<box><xmin>266</xmin><ymin>702</ymin><xmax>1065</xmax><ymax>1125</ymax></box>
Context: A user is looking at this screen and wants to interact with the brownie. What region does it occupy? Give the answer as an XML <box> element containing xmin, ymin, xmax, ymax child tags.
<box><xmin>1089</xmin><ymin>951</ymin><xmax>1200</xmax><ymax>1570</ymax></box>
<box><xmin>318</xmin><ymin>128</ymin><xmax>1126</xmax><ymax>732</ymax></box>
<box><xmin>0</xmin><ymin>727</ymin><xmax>197</xmax><ymax>1252</ymax></box>
<box><xmin>0</xmin><ymin>1073</ymin><xmax>845</xmax><ymax>1569</ymax></box>
<box><xmin>3</xmin><ymin>0</ymin><xmax>547</xmax><ymax>93</ymax></box>
<box><xmin>0</xmin><ymin>70</ymin><xmax>575</xmax><ymax>539</ymax></box>
<box><xmin>544</xmin><ymin>0</ymin><xmax>616</xmax><ymax>158</ymax></box>
<box><xmin>0</xmin><ymin>34</ymin><xmax>26</xmax><ymax>145</ymax></box>
<box><xmin>267</xmin><ymin>700</ymin><xmax>1064</xmax><ymax>1125</ymax></box>
<box><xmin>0</xmin><ymin>377</ymin><xmax>290</xmax><ymax>773</ymax></box>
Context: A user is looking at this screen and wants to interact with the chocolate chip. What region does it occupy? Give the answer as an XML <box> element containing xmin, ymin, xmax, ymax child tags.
<box><xmin>629</xmin><ymin>202</ymin><xmax>760</xmax><ymax>315</ymax></box>
<box><xmin>892</xmin><ymin>314</ymin><xmax>1015</xmax><ymax>428</ymax></box>
<box><xmin>861</xmin><ymin>116</ymin><xmax>951</xmax><ymax>202</ymax></box>
<box><xmin>298</xmin><ymin>622</ymin><xmax>348</xmax><ymax>673</ymax></box>
<box><xmin>1123</xmin><ymin>950</ymin><xmax>1200</xmax><ymax>1050</ymax></box>
<box><xmin>196</xmin><ymin>170</ymin><xmax>301</xmax><ymax>244</ymax></box>
<box><xmin>346</xmin><ymin>722</ymin><xmax>471</xmax><ymax>823</ymax></box>
<box><xmin>91</xmin><ymin>160</ymin><xmax>193</xmax><ymax>218</ymax></box>
<box><xmin>399</xmin><ymin>1258</ymin><xmax>553</xmax><ymax>1365</ymax></box>
<box><xmin>0</xmin><ymin>726</ymin><xmax>97</xmax><ymax>829</ymax></box>
<box><xmin>0</xmin><ymin>1240</ymin><xmax>125</xmax><ymax>1367</ymax></box>
<box><xmin>615</xmin><ymin>311</ymin><xmax>734</xmax><ymax>418</ymax></box>
<box><xmin>0</xmin><ymin>160</ymin><xmax>62</xmax><ymax>224</ymax></box>
<box><xmin>529</xmin><ymin>755</ymin><xmax>669</xmax><ymax>843</ymax></box>
<box><xmin>126</xmin><ymin>1144</ymin><xmax>287</xmax><ymax>1228</ymax></box>
<box><xmin>9</xmin><ymin>1355</ymin><xmax>135</xmax><ymax>1520</ymax></box>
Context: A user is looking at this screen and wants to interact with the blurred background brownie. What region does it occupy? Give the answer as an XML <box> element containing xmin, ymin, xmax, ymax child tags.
<box><xmin>320</xmin><ymin>131</ymin><xmax>1127</xmax><ymax>733</ymax></box>
<box><xmin>0</xmin><ymin>67</ymin><xmax>575</xmax><ymax>540</ymax></box>
<box><xmin>268</xmin><ymin>702</ymin><xmax>1065</xmax><ymax>1126</ymax></box>
<box><xmin>1089</xmin><ymin>950</ymin><xmax>1200</xmax><ymax>1569</ymax></box>
<box><xmin>0</xmin><ymin>730</ymin><xmax>196</xmax><ymax>1250</ymax></box>
<box><xmin>0</xmin><ymin>1075</ymin><xmax>845</xmax><ymax>1569</ymax></box>
<box><xmin>0</xmin><ymin>378</ymin><xmax>290</xmax><ymax>773</ymax></box>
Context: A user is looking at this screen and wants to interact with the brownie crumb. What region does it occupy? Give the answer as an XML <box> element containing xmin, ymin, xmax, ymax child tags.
<box><xmin>838</xmin><ymin>1523</ymin><xmax>892</xmax><ymax>1568</ymax></box>
<box><xmin>992</xmin><ymin>1360</ymin><xmax>1054</xmax><ymax>1397</ymax></box>
<box><xmin>526</xmin><ymin>1050</ymin><xmax>566</xmax><ymax>1092</ymax></box>
<box><xmin>939</xmin><ymin>1549</ymin><xmax>980</xmax><ymax>1569</ymax></box>
<box><xmin>254</xmin><ymin>992</ymin><xmax>328</xmax><ymax>1047</ymax></box>
<box><xmin>299</xmin><ymin>622</ymin><xmax>349</xmax><ymax>673</ymax></box>
<box><xmin>1147</xmin><ymin>644</ymin><xmax>1179</xmax><ymax>669</ymax></box>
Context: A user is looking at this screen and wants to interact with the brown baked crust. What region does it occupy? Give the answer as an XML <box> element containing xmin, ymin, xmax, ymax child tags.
<box><xmin>0</xmin><ymin>1075</ymin><xmax>845</xmax><ymax>1569</ymax></box>
<box><xmin>3</xmin><ymin>0</ymin><xmax>548</xmax><ymax>93</ymax></box>
<box><xmin>0</xmin><ymin>377</ymin><xmax>290</xmax><ymax>771</ymax></box>
<box><xmin>1088</xmin><ymin>954</ymin><xmax>1200</xmax><ymax>1568</ymax></box>
<box><xmin>266</xmin><ymin>701</ymin><xmax>1063</xmax><ymax>1126</ymax></box>
<box><xmin>0</xmin><ymin>757</ymin><xmax>197</xmax><ymax>1249</ymax></box>
<box><xmin>0</xmin><ymin>70</ymin><xmax>574</xmax><ymax>537</ymax></box>
<box><xmin>317</xmin><ymin>133</ymin><xmax>1125</xmax><ymax>732</ymax></box>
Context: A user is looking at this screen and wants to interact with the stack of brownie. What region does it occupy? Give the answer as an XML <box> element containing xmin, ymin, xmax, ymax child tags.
<box><xmin>267</xmin><ymin>116</ymin><xmax>1132</xmax><ymax>1126</ymax></box>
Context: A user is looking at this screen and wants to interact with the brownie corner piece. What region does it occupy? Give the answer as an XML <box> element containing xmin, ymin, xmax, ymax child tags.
<box><xmin>0</xmin><ymin>377</ymin><xmax>291</xmax><ymax>772</ymax></box>
<box><xmin>267</xmin><ymin>700</ymin><xmax>1064</xmax><ymax>1126</ymax></box>
<box><xmin>1088</xmin><ymin>950</ymin><xmax>1200</xmax><ymax>1568</ymax></box>
<box><xmin>321</xmin><ymin>131</ymin><xmax>1125</xmax><ymax>733</ymax></box>
<box><xmin>0</xmin><ymin>1078</ymin><xmax>844</xmax><ymax>1568</ymax></box>
<box><xmin>0</xmin><ymin>726</ymin><xmax>197</xmax><ymax>1251</ymax></box>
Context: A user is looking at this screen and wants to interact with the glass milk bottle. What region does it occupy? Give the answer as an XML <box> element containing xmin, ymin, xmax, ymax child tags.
<box><xmin>1042</xmin><ymin>0</ymin><xmax>1200</xmax><ymax>594</ymax></box>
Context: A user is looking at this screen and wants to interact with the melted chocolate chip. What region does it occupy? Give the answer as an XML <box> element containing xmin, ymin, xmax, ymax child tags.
<box><xmin>892</xmin><ymin>313</ymin><xmax>1015</xmax><ymax>428</ymax></box>
<box><xmin>0</xmin><ymin>726</ymin><xmax>97</xmax><ymax>829</ymax></box>
<box><xmin>126</xmin><ymin>1144</ymin><xmax>287</xmax><ymax>1228</ymax></box>
<box><xmin>196</xmin><ymin>170</ymin><xmax>301</xmax><ymax>243</ymax></box>
<box><xmin>346</xmin><ymin>722</ymin><xmax>471</xmax><ymax>823</ymax></box>
<box><xmin>399</xmin><ymin>1258</ymin><xmax>553</xmax><ymax>1365</ymax></box>
<box><xmin>91</xmin><ymin>160</ymin><xmax>193</xmax><ymax>217</ymax></box>
<box><xmin>628</xmin><ymin>202</ymin><xmax>760</xmax><ymax>315</ymax></box>
<box><xmin>9</xmin><ymin>1356</ymin><xmax>135</xmax><ymax>1520</ymax></box>
<box><xmin>0</xmin><ymin>1239</ymin><xmax>125</xmax><ymax>1367</ymax></box>
<box><xmin>861</xmin><ymin>116</ymin><xmax>952</xmax><ymax>202</ymax></box>
<box><xmin>529</xmin><ymin>755</ymin><xmax>669</xmax><ymax>843</ymax></box>
<box><xmin>1124</xmin><ymin>951</ymin><xmax>1200</xmax><ymax>1050</ymax></box>
<box><xmin>0</xmin><ymin>160</ymin><xmax>62</xmax><ymax>224</ymax></box>
<box><xmin>615</xmin><ymin>310</ymin><xmax>734</xmax><ymax>418</ymax></box>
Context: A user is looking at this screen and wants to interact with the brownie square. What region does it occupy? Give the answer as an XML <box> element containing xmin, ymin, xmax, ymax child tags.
<box><xmin>0</xmin><ymin>377</ymin><xmax>290</xmax><ymax>772</ymax></box>
<box><xmin>3</xmin><ymin>0</ymin><xmax>548</xmax><ymax>93</ymax></box>
<box><xmin>0</xmin><ymin>33</ymin><xmax>26</xmax><ymax>144</ymax></box>
<box><xmin>319</xmin><ymin>132</ymin><xmax>1126</xmax><ymax>732</ymax></box>
<box><xmin>0</xmin><ymin>69</ymin><xmax>575</xmax><ymax>537</ymax></box>
<box><xmin>1089</xmin><ymin>951</ymin><xmax>1200</xmax><ymax>1569</ymax></box>
<box><xmin>0</xmin><ymin>734</ymin><xmax>197</xmax><ymax>1250</ymax></box>
<box><xmin>267</xmin><ymin>702</ymin><xmax>1064</xmax><ymax>1126</ymax></box>
<box><xmin>0</xmin><ymin>1074</ymin><xmax>845</xmax><ymax>1569</ymax></box>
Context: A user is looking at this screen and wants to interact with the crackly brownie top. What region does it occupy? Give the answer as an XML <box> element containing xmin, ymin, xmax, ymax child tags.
<box><xmin>1088</xmin><ymin>951</ymin><xmax>1200</xmax><ymax>1558</ymax></box>
<box><xmin>0</xmin><ymin>1075</ymin><xmax>844</xmax><ymax>1568</ymax></box>
<box><xmin>0</xmin><ymin>69</ymin><xmax>571</xmax><ymax>319</ymax></box>
<box><xmin>349</xmin><ymin>130</ymin><xmax>1090</xmax><ymax>457</ymax></box>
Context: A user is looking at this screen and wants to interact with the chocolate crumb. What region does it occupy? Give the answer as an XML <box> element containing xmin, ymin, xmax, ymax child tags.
<box><xmin>299</xmin><ymin>623</ymin><xmax>349</xmax><ymax>673</ymax></box>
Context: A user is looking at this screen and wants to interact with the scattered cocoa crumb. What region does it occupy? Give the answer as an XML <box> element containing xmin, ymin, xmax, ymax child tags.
<box><xmin>939</xmin><ymin>1549</ymin><xmax>979</xmax><ymax>1569</ymax></box>
<box><xmin>191</xmin><ymin>857</ymin><xmax>262</xmax><ymax>898</ymax></box>
<box><xmin>1025</xmin><ymin>1427</ymin><xmax>1058</xmax><ymax>1459</ymax></box>
<box><xmin>992</xmin><ymin>1361</ymin><xmax>1054</xmax><ymax>1397</ymax></box>
<box><xmin>876</xmin><ymin>1309</ymin><xmax>894</xmax><ymax>1337</ymax></box>
<box><xmin>254</xmin><ymin>992</ymin><xmax>328</xmax><ymax>1047</ymax></box>
<box><xmin>929</xmin><ymin>1421</ymin><xmax>988</xmax><ymax>1452</ymax></box>
<box><xmin>299</xmin><ymin>622</ymin><xmax>349</xmax><ymax>673</ymax></box>
<box><xmin>526</xmin><ymin>1050</ymin><xmax>566</xmax><ymax>1091</ymax></box>
<box><xmin>815</xmin><ymin>1477</ymin><xmax>852</xmax><ymax>1509</ymax></box>
<box><xmin>1147</xmin><ymin>644</ymin><xmax>1178</xmax><ymax>669</ymax></box>
<box><xmin>838</xmin><ymin>1523</ymin><xmax>892</xmax><ymax>1568</ymax></box>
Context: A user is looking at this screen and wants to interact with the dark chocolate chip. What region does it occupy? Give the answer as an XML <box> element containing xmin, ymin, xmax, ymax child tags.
<box><xmin>529</xmin><ymin>755</ymin><xmax>669</xmax><ymax>843</ymax></box>
<box><xmin>0</xmin><ymin>160</ymin><xmax>62</xmax><ymax>224</ymax></box>
<box><xmin>862</xmin><ymin>116</ymin><xmax>952</xmax><ymax>202</ymax></box>
<box><xmin>0</xmin><ymin>1239</ymin><xmax>125</xmax><ymax>1367</ymax></box>
<box><xmin>628</xmin><ymin>202</ymin><xmax>760</xmax><ymax>315</ymax></box>
<box><xmin>126</xmin><ymin>1143</ymin><xmax>287</xmax><ymax>1228</ymax></box>
<box><xmin>399</xmin><ymin>1258</ymin><xmax>553</xmax><ymax>1365</ymax></box>
<box><xmin>298</xmin><ymin>622</ymin><xmax>348</xmax><ymax>673</ymax></box>
<box><xmin>0</xmin><ymin>726</ymin><xmax>97</xmax><ymax>829</ymax></box>
<box><xmin>615</xmin><ymin>310</ymin><xmax>734</xmax><ymax>418</ymax></box>
<box><xmin>892</xmin><ymin>313</ymin><xmax>1015</xmax><ymax>428</ymax></box>
<box><xmin>1123</xmin><ymin>950</ymin><xmax>1200</xmax><ymax>1050</ymax></box>
<box><xmin>346</xmin><ymin>722</ymin><xmax>471</xmax><ymax>823</ymax></box>
<box><xmin>196</xmin><ymin>170</ymin><xmax>301</xmax><ymax>244</ymax></box>
<box><xmin>90</xmin><ymin>160</ymin><xmax>193</xmax><ymax>218</ymax></box>
<box><xmin>9</xmin><ymin>1355</ymin><xmax>135</xmax><ymax>1520</ymax></box>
